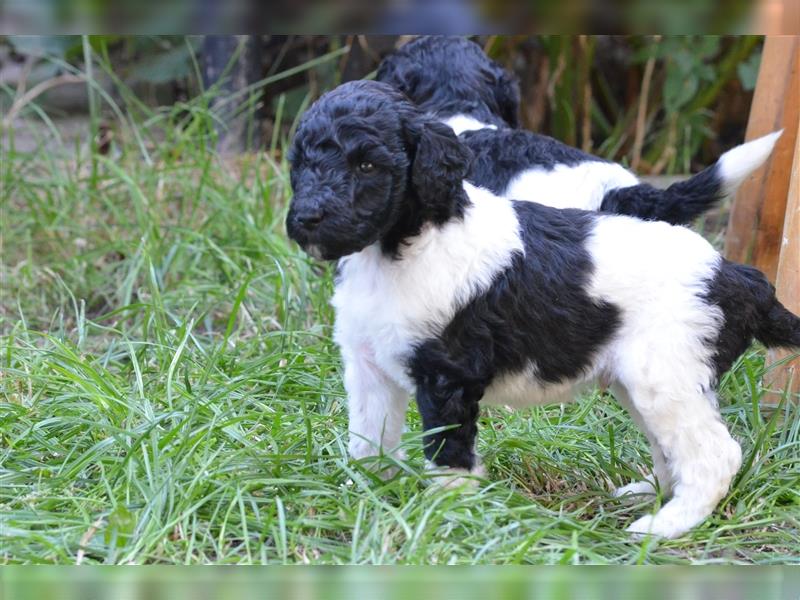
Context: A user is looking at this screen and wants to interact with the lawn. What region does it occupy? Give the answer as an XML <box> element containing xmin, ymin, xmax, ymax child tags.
<box><xmin>1</xmin><ymin>83</ymin><xmax>799</xmax><ymax>565</ymax></box>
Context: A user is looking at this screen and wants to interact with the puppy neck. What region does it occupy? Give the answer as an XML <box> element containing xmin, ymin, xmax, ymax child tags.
<box><xmin>380</xmin><ymin>182</ymin><xmax>522</xmax><ymax>264</ymax></box>
<box><xmin>340</xmin><ymin>182</ymin><xmax>523</xmax><ymax>293</ymax></box>
<box><xmin>379</xmin><ymin>182</ymin><xmax>471</xmax><ymax>259</ymax></box>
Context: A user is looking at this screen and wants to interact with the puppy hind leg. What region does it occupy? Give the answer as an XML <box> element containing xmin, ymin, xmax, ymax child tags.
<box><xmin>624</xmin><ymin>386</ymin><xmax>742</xmax><ymax>539</ymax></box>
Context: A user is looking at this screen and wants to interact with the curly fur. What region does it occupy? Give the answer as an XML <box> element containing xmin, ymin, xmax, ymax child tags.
<box><xmin>377</xmin><ymin>36</ymin><xmax>519</xmax><ymax>129</ymax></box>
<box><xmin>376</xmin><ymin>36</ymin><xmax>779</xmax><ymax>226</ymax></box>
<box><xmin>287</xmin><ymin>80</ymin><xmax>800</xmax><ymax>539</ymax></box>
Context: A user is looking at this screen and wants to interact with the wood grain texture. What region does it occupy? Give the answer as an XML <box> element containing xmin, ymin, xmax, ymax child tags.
<box><xmin>765</xmin><ymin>119</ymin><xmax>800</xmax><ymax>401</ymax></box>
<box><xmin>755</xmin><ymin>1</ymin><xmax>800</xmax><ymax>34</ymax></box>
<box><xmin>782</xmin><ymin>1</ymin><xmax>800</xmax><ymax>35</ymax></box>
<box><xmin>724</xmin><ymin>35</ymin><xmax>799</xmax><ymax>281</ymax></box>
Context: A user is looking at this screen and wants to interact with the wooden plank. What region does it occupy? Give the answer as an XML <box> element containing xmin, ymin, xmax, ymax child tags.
<box><xmin>724</xmin><ymin>35</ymin><xmax>799</xmax><ymax>281</ymax></box>
<box><xmin>754</xmin><ymin>0</ymin><xmax>778</xmax><ymax>34</ymax></box>
<box><xmin>751</xmin><ymin>36</ymin><xmax>800</xmax><ymax>280</ymax></box>
<box><xmin>755</xmin><ymin>1</ymin><xmax>800</xmax><ymax>34</ymax></box>
<box><xmin>782</xmin><ymin>1</ymin><xmax>800</xmax><ymax>35</ymax></box>
<box><xmin>765</xmin><ymin>119</ymin><xmax>800</xmax><ymax>401</ymax></box>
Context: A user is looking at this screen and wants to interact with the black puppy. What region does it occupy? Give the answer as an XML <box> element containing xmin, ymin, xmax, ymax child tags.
<box><xmin>376</xmin><ymin>36</ymin><xmax>780</xmax><ymax>225</ymax></box>
<box><xmin>287</xmin><ymin>80</ymin><xmax>800</xmax><ymax>538</ymax></box>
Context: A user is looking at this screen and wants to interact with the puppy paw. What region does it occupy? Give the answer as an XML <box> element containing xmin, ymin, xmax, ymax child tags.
<box><xmin>626</xmin><ymin>512</ymin><xmax>693</xmax><ymax>540</ymax></box>
<box><xmin>613</xmin><ymin>476</ymin><xmax>658</xmax><ymax>499</ymax></box>
<box><xmin>426</xmin><ymin>460</ymin><xmax>486</xmax><ymax>490</ymax></box>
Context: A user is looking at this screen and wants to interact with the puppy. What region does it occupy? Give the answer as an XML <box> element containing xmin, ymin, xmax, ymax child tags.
<box><xmin>377</xmin><ymin>36</ymin><xmax>780</xmax><ymax>224</ymax></box>
<box><xmin>286</xmin><ymin>81</ymin><xmax>800</xmax><ymax>539</ymax></box>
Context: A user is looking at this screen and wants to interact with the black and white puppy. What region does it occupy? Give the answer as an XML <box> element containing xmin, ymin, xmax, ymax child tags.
<box><xmin>376</xmin><ymin>36</ymin><xmax>780</xmax><ymax>224</ymax></box>
<box><xmin>287</xmin><ymin>80</ymin><xmax>800</xmax><ymax>539</ymax></box>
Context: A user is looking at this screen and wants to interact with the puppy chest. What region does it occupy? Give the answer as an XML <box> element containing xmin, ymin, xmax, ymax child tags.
<box><xmin>333</xmin><ymin>267</ymin><xmax>458</xmax><ymax>369</ymax></box>
<box><xmin>333</xmin><ymin>294</ymin><xmax>427</xmax><ymax>391</ymax></box>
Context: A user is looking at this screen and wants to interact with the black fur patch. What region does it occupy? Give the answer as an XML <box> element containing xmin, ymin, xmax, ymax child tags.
<box><xmin>410</xmin><ymin>202</ymin><xmax>621</xmax><ymax>468</ymax></box>
<box><xmin>704</xmin><ymin>259</ymin><xmax>800</xmax><ymax>379</ymax></box>
<box><xmin>460</xmin><ymin>128</ymin><xmax>603</xmax><ymax>195</ymax></box>
<box><xmin>600</xmin><ymin>164</ymin><xmax>726</xmax><ymax>225</ymax></box>
<box><xmin>376</xmin><ymin>36</ymin><xmax>520</xmax><ymax>129</ymax></box>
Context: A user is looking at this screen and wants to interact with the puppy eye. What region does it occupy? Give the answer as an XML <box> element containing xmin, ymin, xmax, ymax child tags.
<box><xmin>358</xmin><ymin>161</ymin><xmax>375</xmax><ymax>174</ymax></box>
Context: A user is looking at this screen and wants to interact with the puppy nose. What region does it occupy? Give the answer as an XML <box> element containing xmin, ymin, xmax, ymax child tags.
<box><xmin>296</xmin><ymin>208</ymin><xmax>324</xmax><ymax>230</ymax></box>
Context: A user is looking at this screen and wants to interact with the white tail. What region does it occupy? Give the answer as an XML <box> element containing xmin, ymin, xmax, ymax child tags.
<box><xmin>718</xmin><ymin>130</ymin><xmax>783</xmax><ymax>196</ymax></box>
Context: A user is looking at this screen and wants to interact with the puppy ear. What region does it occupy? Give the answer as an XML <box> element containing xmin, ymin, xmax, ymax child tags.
<box><xmin>410</xmin><ymin>119</ymin><xmax>473</xmax><ymax>220</ymax></box>
<box><xmin>489</xmin><ymin>62</ymin><xmax>521</xmax><ymax>128</ymax></box>
<box><xmin>376</xmin><ymin>53</ymin><xmax>417</xmax><ymax>100</ymax></box>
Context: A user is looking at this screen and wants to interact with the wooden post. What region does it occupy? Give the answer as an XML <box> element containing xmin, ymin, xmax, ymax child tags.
<box><xmin>755</xmin><ymin>1</ymin><xmax>800</xmax><ymax>35</ymax></box>
<box><xmin>725</xmin><ymin>35</ymin><xmax>800</xmax><ymax>402</ymax></box>
<box><xmin>765</xmin><ymin>121</ymin><xmax>800</xmax><ymax>401</ymax></box>
<box><xmin>724</xmin><ymin>36</ymin><xmax>799</xmax><ymax>281</ymax></box>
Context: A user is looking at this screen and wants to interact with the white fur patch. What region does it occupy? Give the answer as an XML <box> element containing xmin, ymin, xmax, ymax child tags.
<box><xmin>613</xmin><ymin>475</ymin><xmax>658</xmax><ymax>499</ymax></box>
<box><xmin>718</xmin><ymin>130</ymin><xmax>782</xmax><ymax>195</ymax></box>
<box><xmin>586</xmin><ymin>215</ymin><xmax>744</xmax><ymax>539</ymax></box>
<box><xmin>442</xmin><ymin>114</ymin><xmax>497</xmax><ymax>135</ymax></box>
<box><xmin>481</xmin><ymin>362</ymin><xmax>597</xmax><ymax>409</ymax></box>
<box><xmin>503</xmin><ymin>161</ymin><xmax>639</xmax><ymax>210</ymax></box>
<box><xmin>342</xmin><ymin>339</ymin><xmax>409</xmax><ymax>465</ymax></box>
<box><xmin>586</xmin><ymin>215</ymin><xmax>723</xmax><ymax>393</ymax></box>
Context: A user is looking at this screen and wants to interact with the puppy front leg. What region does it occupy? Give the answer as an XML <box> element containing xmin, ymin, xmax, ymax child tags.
<box><xmin>416</xmin><ymin>376</ymin><xmax>485</xmax><ymax>489</ymax></box>
<box><xmin>342</xmin><ymin>345</ymin><xmax>409</xmax><ymax>471</ymax></box>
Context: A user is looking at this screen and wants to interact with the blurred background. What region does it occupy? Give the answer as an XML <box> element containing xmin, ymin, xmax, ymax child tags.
<box><xmin>0</xmin><ymin>34</ymin><xmax>778</xmax><ymax>340</ymax></box>
<box><xmin>2</xmin><ymin>0</ymin><xmax>797</xmax><ymax>36</ymax></box>
<box><xmin>0</xmin><ymin>35</ymin><xmax>769</xmax><ymax>173</ymax></box>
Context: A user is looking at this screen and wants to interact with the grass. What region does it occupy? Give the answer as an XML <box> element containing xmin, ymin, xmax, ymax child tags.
<box><xmin>1</xmin><ymin>61</ymin><xmax>799</xmax><ymax>566</ymax></box>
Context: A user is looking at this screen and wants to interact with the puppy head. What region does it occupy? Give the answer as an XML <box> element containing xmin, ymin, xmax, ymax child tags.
<box><xmin>377</xmin><ymin>36</ymin><xmax>521</xmax><ymax>128</ymax></box>
<box><xmin>287</xmin><ymin>80</ymin><xmax>472</xmax><ymax>261</ymax></box>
